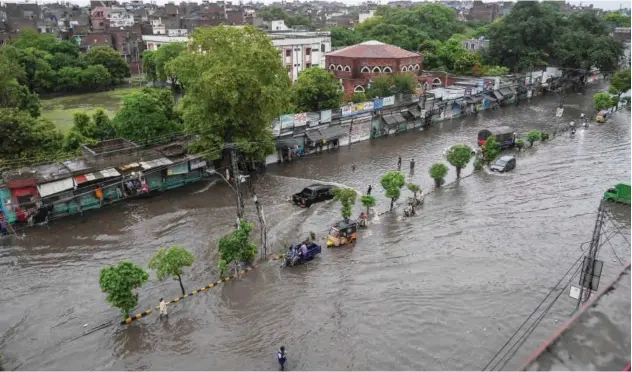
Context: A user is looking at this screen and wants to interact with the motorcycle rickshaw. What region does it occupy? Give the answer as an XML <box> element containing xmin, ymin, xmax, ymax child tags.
<box><xmin>326</xmin><ymin>219</ymin><xmax>357</xmax><ymax>247</ymax></box>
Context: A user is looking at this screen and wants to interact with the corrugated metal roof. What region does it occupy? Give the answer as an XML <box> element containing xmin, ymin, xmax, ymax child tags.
<box><xmin>37</xmin><ymin>177</ymin><xmax>75</xmax><ymax>198</ymax></box>
<box><xmin>140</xmin><ymin>158</ymin><xmax>173</xmax><ymax>170</ymax></box>
<box><xmin>74</xmin><ymin>168</ymin><xmax>121</xmax><ymax>184</ymax></box>
<box><xmin>326</xmin><ymin>40</ymin><xmax>420</xmax><ymax>59</ymax></box>
<box><xmin>393</xmin><ymin>113</ymin><xmax>407</xmax><ymax>124</ymax></box>
<box><xmin>382</xmin><ymin>115</ymin><xmax>397</xmax><ymax>127</ymax></box>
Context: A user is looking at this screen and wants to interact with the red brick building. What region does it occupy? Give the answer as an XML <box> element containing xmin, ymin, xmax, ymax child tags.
<box><xmin>325</xmin><ymin>40</ymin><xmax>446</xmax><ymax>100</ymax></box>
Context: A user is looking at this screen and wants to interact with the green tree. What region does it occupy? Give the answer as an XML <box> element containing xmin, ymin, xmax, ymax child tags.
<box><xmin>540</xmin><ymin>132</ymin><xmax>550</xmax><ymax>141</ymax></box>
<box><xmin>603</xmin><ymin>12</ymin><xmax>631</xmax><ymax>28</ymax></box>
<box><xmin>330</xmin><ymin>27</ymin><xmax>363</xmax><ymax>47</ymax></box>
<box><xmin>594</xmin><ymin>92</ymin><xmax>616</xmax><ymax>111</ymax></box>
<box><xmin>407</xmin><ymin>183</ymin><xmax>421</xmax><ymax>199</ymax></box>
<box><xmin>148</xmin><ymin>246</ymin><xmax>195</xmax><ymax>296</ymax></box>
<box><xmin>526</xmin><ymin>130</ymin><xmax>541</xmax><ymax>147</ymax></box>
<box><xmin>113</xmin><ymin>89</ymin><xmax>180</xmax><ymax>143</ymax></box>
<box><xmin>218</xmin><ymin>219</ymin><xmax>258</xmax><ymax>276</ymax></box>
<box><xmin>366</xmin><ymin>75</ymin><xmax>393</xmax><ymax>98</ymax></box>
<box><xmin>292</xmin><ymin>67</ymin><xmax>343</xmax><ymax>112</ymax></box>
<box><xmin>446</xmin><ymin>144</ymin><xmax>473</xmax><ymax>179</ymax></box>
<box><xmin>429</xmin><ymin>163</ymin><xmax>448</xmax><ymax>188</ymax></box>
<box><xmin>333</xmin><ymin>187</ymin><xmax>358</xmax><ymax>221</ymax></box>
<box><xmin>92</xmin><ymin>108</ymin><xmax>116</xmax><ymax>140</ymax></box>
<box><xmin>84</xmin><ymin>46</ymin><xmax>130</xmax><ymax>83</ymax></box>
<box><xmin>360</xmin><ymin>194</ymin><xmax>376</xmax><ymax>215</ymax></box>
<box><xmin>483</xmin><ymin>135</ymin><xmax>501</xmax><ymax>164</ymax></box>
<box><xmin>609</xmin><ymin>70</ymin><xmax>631</xmax><ymax>102</ymax></box>
<box><xmin>0</xmin><ymin>52</ymin><xmax>40</xmax><ymax>117</ymax></box>
<box><xmin>484</xmin><ymin>66</ymin><xmax>510</xmax><ymax>76</ymax></box>
<box><xmin>11</xmin><ymin>29</ymin><xmax>58</xmax><ymax>51</ymax></box>
<box><xmin>154</xmin><ymin>42</ymin><xmax>186</xmax><ymax>90</ymax></box>
<box><xmin>515</xmin><ymin>138</ymin><xmax>525</xmax><ymax>152</ymax></box>
<box><xmin>351</xmin><ymin>92</ymin><xmax>367</xmax><ymax>103</ymax></box>
<box><xmin>380</xmin><ymin>171</ymin><xmax>405</xmax><ymax>211</ymax></box>
<box><xmin>0</xmin><ymin>108</ymin><xmax>63</xmax><ymax>163</ymax></box>
<box><xmin>142</xmin><ymin>50</ymin><xmax>157</xmax><ymax>83</ymax></box>
<box><xmin>393</xmin><ymin>73</ymin><xmax>417</xmax><ymax>94</ymax></box>
<box><xmin>258</xmin><ymin>6</ymin><xmax>289</xmax><ymax>21</ymax></box>
<box><xmin>171</xmin><ymin>26</ymin><xmax>290</xmax><ymax>162</ymax></box>
<box><xmin>99</xmin><ymin>261</ymin><xmax>149</xmax><ymax>319</ymax></box>
<box><xmin>55</xmin><ymin>66</ymin><xmax>83</xmax><ymax>92</ymax></box>
<box><xmin>80</xmin><ymin>64</ymin><xmax>112</xmax><ymax>90</ymax></box>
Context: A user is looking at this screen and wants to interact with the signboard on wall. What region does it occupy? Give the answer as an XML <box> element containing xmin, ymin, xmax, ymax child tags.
<box><xmin>167</xmin><ymin>162</ymin><xmax>189</xmax><ymax>176</ymax></box>
<box><xmin>383</xmin><ymin>96</ymin><xmax>395</xmax><ymax>106</ymax></box>
<box><xmin>374</xmin><ymin>97</ymin><xmax>384</xmax><ymax>109</ymax></box>
<box><xmin>320</xmin><ymin>109</ymin><xmax>332</xmax><ymax>123</ymax></box>
<box><xmin>341</xmin><ymin>101</ymin><xmax>375</xmax><ymax>117</ymax></box>
<box><xmin>294</xmin><ymin>112</ymin><xmax>307</xmax><ymax>127</ymax></box>
<box><xmin>280</xmin><ymin>114</ymin><xmax>294</xmax><ymax>129</ymax></box>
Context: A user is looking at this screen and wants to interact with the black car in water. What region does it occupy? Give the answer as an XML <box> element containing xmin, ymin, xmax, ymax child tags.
<box><xmin>292</xmin><ymin>184</ymin><xmax>335</xmax><ymax>207</ymax></box>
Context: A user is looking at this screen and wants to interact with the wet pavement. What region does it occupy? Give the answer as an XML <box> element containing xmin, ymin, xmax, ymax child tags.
<box><xmin>1</xmin><ymin>84</ymin><xmax>630</xmax><ymax>370</ymax></box>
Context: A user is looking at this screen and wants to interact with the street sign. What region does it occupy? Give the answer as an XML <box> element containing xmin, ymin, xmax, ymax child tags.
<box><xmin>569</xmin><ymin>285</ymin><xmax>590</xmax><ymax>301</ymax></box>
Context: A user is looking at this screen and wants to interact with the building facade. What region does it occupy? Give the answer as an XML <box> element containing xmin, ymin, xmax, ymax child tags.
<box><xmin>462</xmin><ymin>36</ymin><xmax>489</xmax><ymax>51</ymax></box>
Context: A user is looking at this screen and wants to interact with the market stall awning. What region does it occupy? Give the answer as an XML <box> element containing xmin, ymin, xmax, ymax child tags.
<box><xmin>381</xmin><ymin>115</ymin><xmax>398</xmax><ymax>127</ymax></box>
<box><xmin>74</xmin><ymin>168</ymin><xmax>121</xmax><ymax>185</ymax></box>
<box><xmin>499</xmin><ymin>87</ymin><xmax>514</xmax><ymax>97</ymax></box>
<box><xmin>140</xmin><ymin>157</ymin><xmax>173</xmax><ymax>170</ymax></box>
<box><xmin>306</xmin><ymin>129</ymin><xmax>325</xmax><ymax>142</ymax></box>
<box><xmin>393</xmin><ymin>113</ymin><xmax>407</xmax><ymax>124</ymax></box>
<box><xmin>464</xmin><ymin>95</ymin><xmax>484</xmax><ymax>104</ymax></box>
<box><xmin>276</xmin><ymin>137</ymin><xmax>301</xmax><ymax>148</ymax></box>
<box><xmin>492</xmin><ymin>90</ymin><xmax>503</xmax><ymax>100</ymax></box>
<box><xmin>407</xmin><ymin>108</ymin><xmax>422</xmax><ymax>118</ymax></box>
<box><xmin>37</xmin><ymin>177</ymin><xmax>75</xmax><ymax>198</ymax></box>
<box><xmin>321</xmin><ymin>125</ymin><xmax>348</xmax><ymax>141</ymax></box>
<box><xmin>482</xmin><ymin>94</ymin><xmax>497</xmax><ymax>102</ymax></box>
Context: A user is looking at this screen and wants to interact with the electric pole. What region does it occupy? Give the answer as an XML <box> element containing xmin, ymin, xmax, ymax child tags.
<box><xmin>228</xmin><ymin>144</ymin><xmax>245</xmax><ymax>221</ymax></box>
<box><xmin>576</xmin><ymin>200</ymin><xmax>607</xmax><ymax>309</ymax></box>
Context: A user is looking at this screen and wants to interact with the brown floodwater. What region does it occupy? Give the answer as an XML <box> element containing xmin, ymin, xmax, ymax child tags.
<box><xmin>1</xmin><ymin>84</ymin><xmax>630</xmax><ymax>370</ymax></box>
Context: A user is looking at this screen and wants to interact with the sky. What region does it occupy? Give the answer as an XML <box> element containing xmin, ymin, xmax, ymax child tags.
<box><xmin>4</xmin><ymin>0</ymin><xmax>629</xmax><ymax>10</ymax></box>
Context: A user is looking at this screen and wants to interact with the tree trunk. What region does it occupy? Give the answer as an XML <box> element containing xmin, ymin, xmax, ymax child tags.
<box><xmin>177</xmin><ymin>274</ymin><xmax>185</xmax><ymax>296</ymax></box>
<box><xmin>390</xmin><ymin>198</ymin><xmax>394</xmax><ymax>211</ymax></box>
<box><xmin>366</xmin><ymin>206</ymin><xmax>370</xmax><ymax>215</ymax></box>
<box><xmin>434</xmin><ymin>178</ymin><xmax>441</xmax><ymax>188</ymax></box>
<box><xmin>456</xmin><ymin>167</ymin><xmax>461</xmax><ymax>179</ymax></box>
<box><xmin>248</xmin><ymin>181</ymin><xmax>268</xmax><ymax>260</ymax></box>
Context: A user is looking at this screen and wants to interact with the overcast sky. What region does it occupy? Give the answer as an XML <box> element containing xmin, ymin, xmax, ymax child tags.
<box><xmin>6</xmin><ymin>0</ymin><xmax>629</xmax><ymax>10</ymax></box>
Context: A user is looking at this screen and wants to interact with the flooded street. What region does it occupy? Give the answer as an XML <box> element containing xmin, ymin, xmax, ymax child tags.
<box><xmin>1</xmin><ymin>85</ymin><xmax>630</xmax><ymax>370</ymax></box>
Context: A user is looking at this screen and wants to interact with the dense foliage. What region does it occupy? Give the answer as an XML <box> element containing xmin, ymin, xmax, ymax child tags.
<box><xmin>292</xmin><ymin>67</ymin><xmax>343</xmax><ymax>112</ymax></box>
<box><xmin>99</xmin><ymin>261</ymin><xmax>149</xmax><ymax>318</ymax></box>
<box><xmin>333</xmin><ymin>187</ymin><xmax>358</xmax><ymax>220</ymax></box>
<box><xmin>380</xmin><ymin>171</ymin><xmax>406</xmax><ymax>211</ymax></box>
<box><xmin>149</xmin><ymin>246</ymin><xmax>195</xmax><ymax>296</ymax></box>
<box><xmin>218</xmin><ymin>219</ymin><xmax>258</xmax><ymax>276</ymax></box>
<box><xmin>429</xmin><ymin>163</ymin><xmax>448</xmax><ymax>188</ymax></box>
<box><xmin>446</xmin><ymin>144</ymin><xmax>473</xmax><ymax>179</ymax></box>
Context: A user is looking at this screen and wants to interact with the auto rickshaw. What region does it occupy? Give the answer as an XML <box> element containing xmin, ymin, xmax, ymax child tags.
<box><xmin>326</xmin><ymin>219</ymin><xmax>357</xmax><ymax>247</ymax></box>
<box><xmin>596</xmin><ymin>110</ymin><xmax>608</xmax><ymax>123</ymax></box>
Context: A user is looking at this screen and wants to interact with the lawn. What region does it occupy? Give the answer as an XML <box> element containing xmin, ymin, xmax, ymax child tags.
<box><xmin>40</xmin><ymin>86</ymin><xmax>144</xmax><ymax>133</ymax></box>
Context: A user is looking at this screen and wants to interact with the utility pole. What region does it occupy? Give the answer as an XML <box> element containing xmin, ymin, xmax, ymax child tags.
<box><xmin>576</xmin><ymin>200</ymin><xmax>607</xmax><ymax>309</ymax></box>
<box><xmin>228</xmin><ymin>144</ymin><xmax>245</xmax><ymax>222</ymax></box>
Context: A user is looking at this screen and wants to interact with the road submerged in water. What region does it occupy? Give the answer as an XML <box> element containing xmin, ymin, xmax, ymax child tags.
<box><xmin>1</xmin><ymin>84</ymin><xmax>630</xmax><ymax>370</ymax></box>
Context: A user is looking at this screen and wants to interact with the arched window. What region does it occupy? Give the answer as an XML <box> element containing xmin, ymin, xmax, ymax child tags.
<box><xmin>361</xmin><ymin>66</ymin><xmax>370</xmax><ymax>73</ymax></box>
<box><xmin>401</xmin><ymin>65</ymin><xmax>408</xmax><ymax>72</ymax></box>
<box><xmin>336</xmin><ymin>65</ymin><xmax>343</xmax><ymax>71</ymax></box>
<box><xmin>329</xmin><ymin>64</ymin><xmax>336</xmax><ymax>70</ymax></box>
<box><xmin>354</xmin><ymin>85</ymin><xmax>365</xmax><ymax>93</ymax></box>
<box><xmin>414</xmin><ymin>64</ymin><xmax>420</xmax><ymax>71</ymax></box>
<box><xmin>432</xmin><ymin>78</ymin><xmax>442</xmax><ymax>87</ymax></box>
<box><xmin>408</xmin><ymin>65</ymin><xmax>414</xmax><ymax>72</ymax></box>
<box><xmin>383</xmin><ymin>66</ymin><xmax>393</xmax><ymax>73</ymax></box>
<box><xmin>344</xmin><ymin>65</ymin><xmax>351</xmax><ymax>72</ymax></box>
<box><xmin>372</xmin><ymin>66</ymin><xmax>381</xmax><ymax>73</ymax></box>
<box><xmin>423</xmin><ymin>82</ymin><xmax>430</xmax><ymax>90</ymax></box>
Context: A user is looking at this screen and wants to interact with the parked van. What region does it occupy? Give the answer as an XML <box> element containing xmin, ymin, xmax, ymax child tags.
<box><xmin>604</xmin><ymin>182</ymin><xmax>631</xmax><ymax>205</ymax></box>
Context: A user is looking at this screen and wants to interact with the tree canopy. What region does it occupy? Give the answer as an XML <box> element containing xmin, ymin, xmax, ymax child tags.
<box><xmin>292</xmin><ymin>67</ymin><xmax>343</xmax><ymax>112</ymax></box>
<box><xmin>333</xmin><ymin>187</ymin><xmax>358</xmax><ymax>220</ymax></box>
<box><xmin>609</xmin><ymin>70</ymin><xmax>631</xmax><ymax>97</ymax></box>
<box><xmin>218</xmin><ymin>219</ymin><xmax>258</xmax><ymax>276</ymax></box>
<box><xmin>360</xmin><ymin>194</ymin><xmax>376</xmax><ymax>215</ymax></box>
<box><xmin>171</xmin><ymin>26</ymin><xmax>290</xmax><ymax>161</ymax></box>
<box><xmin>446</xmin><ymin>144</ymin><xmax>473</xmax><ymax>179</ymax></box>
<box><xmin>99</xmin><ymin>261</ymin><xmax>149</xmax><ymax>318</ymax></box>
<box><xmin>0</xmin><ymin>108</ymin><xmax>63</xmax><ymax>164</ymax></box>
<box><xmin>380</xmin><ymin>171</ymin><xmax>405</xmax><ymax>211</ymax></box>
<box><xmin>84</xmin><ymin>46</ymin><xmax>130</xmax><ymax>83</ymax></box>
<box><xmin>593</xmin><ymin>92</ymin><xmax>617</xmax><ymax>111</ymax></box>
<box><xmin>153</xmin><ymin>42</ymin><xmax>186</xmax><ymax>90</ymax></box>
<box><xmin>149</xmin><ymin>246</ymin><xmax>195</xmax><ymax>296</ymax></box>
<box><xmin>429</xmin><ymin>163</ymin><xmax>448</xmax><ymax>188</ymax></box>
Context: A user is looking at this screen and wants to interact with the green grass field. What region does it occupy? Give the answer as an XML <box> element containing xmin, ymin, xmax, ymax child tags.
<box><xmin>40</xmin><ymin>87</ymin><xmax>143</xmax><ymax>133</ymax></box>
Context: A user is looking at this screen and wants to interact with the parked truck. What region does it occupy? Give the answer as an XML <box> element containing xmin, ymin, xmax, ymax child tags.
<box><xmin>603</xmin><ymin>182</ymin><xmax>631</xmax><ymax>205</ymax></box>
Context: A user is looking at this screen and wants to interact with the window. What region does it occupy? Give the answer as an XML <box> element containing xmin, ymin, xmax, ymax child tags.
<box><xmin>401</xmin><ymin>65</ymin><xmax>408</xmax><ymax>72</ymax></box>
<box><xmin>344</xmin><ymin>65</ymin><xmax>351</xmax><ymax>72</ymax></box>
<box><xmin>423</xmin><ymin>82</ymin><xmax>429</xmax><ymax>90</ymax></box>
<box><xmin>329</xmin><ymin>64</ymin><xmax>336</xmax><ymax>70</ymax></box>
<box><xmin>470</xmin><ymin>43</ymin><xmax>475</xmax><ymax>50</ymax></box>
<box><xmin>321</xmin><ymin>44</ymin><xmax>325</xmax><ymax>52</ymax></box>
<box><xmin>432</xmin><ymin>78</ymin><xmax>442</xmax><ymax>87</ymax></box>
<box><xmin>372</xmin><ymin>66</ymin><xmax>381</xmax><ymax>73</ymax></box>
<box><xmin>306</xmin><ymin>63</ymin><xmax>311</xmax><ymax>68</ymax></box>
<box><xmin>306</xmin><ymin>48</ymin><xmax>311</xmax><ymax>56</ymax></box>
<box><xmin>336</xmin><ymin>65</ymin><xmax>343</xmax><ymax>71</ymax></box>
<box><xmin>361</xmin><ymin>66</ymin><xmax>370</xmax><ymax>73</ymax></box>
<box><xmin>285</xmin><ymin>49</ymin><xmax>291</xmax><ymax>57</ymax></box>
<box><xmin>383</xmin><ymin>66</ymin><xmax>393</xmax><ymax>73</ymax></box>
<box><xmin>414</xmin><ymin>64</ymin><xmax>420</xmax><ymax>71</ymax></box>
<box><xmin>408</xmin><ymin>65</ymin><xmax>414</xmax><ymax>71</ymax></box>
<box><xmin>354</xmin><ymin>85</ymin><xmax>365</xmax><ymax>93</ymax></box>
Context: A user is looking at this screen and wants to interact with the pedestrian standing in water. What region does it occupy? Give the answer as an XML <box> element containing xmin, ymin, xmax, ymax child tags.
<box><xmin>410</xmin><ymin>159</ymin><xmax>415</xmax><ymax>173</ymax></box>
<box><xmin>397</xmin><ymin>156</ymin><xmax>402</xmax><ymax>170</ymax></box>
<box><xmin>367</xmin><ymin>185</ymin><xmax>372</xmax><ymax>195</ymax></box>
<box><xmin>159</xmin><ymin>298</ymin><xmax>167</xmax><ymax>318</ymax></box>
<box><xmin>277</xmin><ymin>346</ymin><xmax>287</xmax><ymax>371</ymax></box>
<box><xmin>351</xmin><ymin>164</ymin><xmax>356</xmax><ymax>172</ymax></box>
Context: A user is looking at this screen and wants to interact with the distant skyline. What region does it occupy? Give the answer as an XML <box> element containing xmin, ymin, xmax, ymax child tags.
<box><xmin>4</xmin><ymin>0</ymin><xmax>629</xmax><ymax>10</ymax></box>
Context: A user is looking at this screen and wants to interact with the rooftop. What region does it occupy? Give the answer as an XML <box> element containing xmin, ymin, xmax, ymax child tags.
<box><xmin>326</xmin><ymin>40</ymin><xmax>420</xmax><ymax>59</ymax></box>
<box><xmin>521</xmin><ymin>264</ymin><xmax>631</xmax><ymax>371</ymax></box>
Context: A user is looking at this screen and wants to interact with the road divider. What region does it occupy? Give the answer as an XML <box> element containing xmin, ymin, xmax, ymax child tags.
<box><xmin>121</xmin><ymin>266</ymin><xmax>257</xmax><ymax>325</ymax></box>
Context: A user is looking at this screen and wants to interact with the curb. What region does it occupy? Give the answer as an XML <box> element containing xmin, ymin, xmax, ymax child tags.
<box><xmin>121</xmin><ymin>265</ymin><xmax>258</xmax><ymax>325</ymax></box>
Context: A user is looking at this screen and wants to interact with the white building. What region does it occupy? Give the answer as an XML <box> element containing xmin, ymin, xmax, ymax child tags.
<box><xmin>151</xmin><ymin>18</ymin><xmax>166</xmax><ymax>34</ymax></box>
<box><xmin>109</xmin><ymin>7</ymin><xmax>135</xmax><ymax>28</ymax></box>
<box><xmin>141</xmin><ymin>29</ymin><xmax>332</xmax><ymax>83</ymax></box>
<box><xmin>358</xmin><ymin>10</ymin><xmax>375</xmax><ymax>24</ymax></box>
<box><xmin>167</xmin><ymin>29</ymin><xmax>188</xmax><ymax>37</ymax></box>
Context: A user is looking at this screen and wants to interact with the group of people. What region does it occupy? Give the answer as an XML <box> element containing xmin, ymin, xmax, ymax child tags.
<box><xmin>396</xmin><ymin>156</ymin><xmax>415</xmax><ymax>173</ymax></box>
